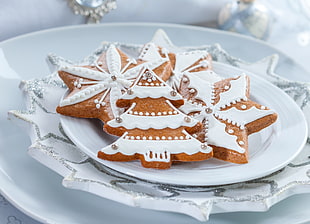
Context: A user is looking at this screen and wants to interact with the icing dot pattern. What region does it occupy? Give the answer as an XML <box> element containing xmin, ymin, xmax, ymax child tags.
<box><xmin>123</xmin><ymin>135</ymin><xmax>189</xmax><ymax>141</ymax></box>
<box><xmin>179</xmin><ymin>74</ymin><xmax>276</xmax><ymax>156</ymax></box>
<box><xmin>129</xmin><ymin>110</ymin><xmax>179</xmax><ymax>116</ymax></box>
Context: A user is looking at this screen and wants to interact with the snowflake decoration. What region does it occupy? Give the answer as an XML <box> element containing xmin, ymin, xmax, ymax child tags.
<box><xmin>57</xmin><ymin>44</ymin><xmax>169</xmax><ymax>122</ymax></box>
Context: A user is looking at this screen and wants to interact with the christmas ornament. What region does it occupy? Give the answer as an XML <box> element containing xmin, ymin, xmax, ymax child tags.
<box><xmin>218</xmin><ymin>0</ymin><xmax>272</xmax><ymax>40</ymax></box>
<box><xmin>67</xmin><ymin>0</ymin><xmax>117</xmax><ymax>23</ymax></box>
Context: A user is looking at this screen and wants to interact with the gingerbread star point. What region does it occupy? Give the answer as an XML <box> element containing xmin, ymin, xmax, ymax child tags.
<box><xmin>138</xmin><ymin>42</ymin><xmax>221</xmax><ymax>91</ymax></box>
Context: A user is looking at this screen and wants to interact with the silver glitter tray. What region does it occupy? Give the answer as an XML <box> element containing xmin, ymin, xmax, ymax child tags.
<box><xmin>8</xmin><ymin>30</ymin><xmax>310</xmax><ymax>221</ymax></box>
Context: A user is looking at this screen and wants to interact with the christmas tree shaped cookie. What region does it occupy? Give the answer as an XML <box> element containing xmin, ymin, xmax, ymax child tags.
<box><xmin>179</xmin><ymin>73</ymin><xmax>278</xmax><ymax>164</ymax></box>
<box><xmin>56</xmin><ymin>44</ymin><xmax>172</xmax><ymax>122</ymax></box>
<box><xmin>98</xmin><ymin>67</ymin><xmax>213</xmax><ymax>169</ymax></box>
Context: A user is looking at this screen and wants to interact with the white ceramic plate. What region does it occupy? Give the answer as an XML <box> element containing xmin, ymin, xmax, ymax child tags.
<box><xmin>1</xmin><ymin>23</ymin><xmax>310</xmax><ymax>224</ymax></box>
<box><xmin>60</xmin><ymin>62</ymin><xmax>306</xmax><ymax>186</ymax></box>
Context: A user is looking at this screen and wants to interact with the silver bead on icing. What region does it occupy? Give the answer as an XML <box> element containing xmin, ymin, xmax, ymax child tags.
<box><xmin>111</xmin><ymin>144</ymin><xmax>118</xmax><ymax>150</ymax></box>
<box><xmin>184</xmin><ymin>116</ymin><xmax>191</xmax><ymax>123</ymax></box>
<box><xmin>205</xmin><ymin>108</ymin><xmax>213</xmax><ymax>114</ymax></box>
<box><xmin>115</xmin><ymin>117</ymin><xmax>122</xmax><ymax>123</ymax></box>
<box><xmin>201</xmin><ymin>143</ymin><xmax>208</xmax><ymax>150</ymax></box>
<box><xmin>170</xmin><ymin>90</ymin><xmax>177</xmax><ymax>97</ymax></box>
<box><xmin>127</xmin><ymin>89</ymin><xmax>133</xmax><ymax>95</ymax></box>
<box><xmin>182</xmin><ymin>77</ymin><xmax>189</xmax><ymax>83</ymax></box>
<box><xmin>144</xmin><ymin>71</ymin><xmax>153</xmax><ymax>78</ymax></box>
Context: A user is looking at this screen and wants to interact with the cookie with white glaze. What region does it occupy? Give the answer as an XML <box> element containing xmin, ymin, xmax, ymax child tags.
<box><xmin>179</xmin><ymin>73</ymin><xmax>278</xmax><ymax>164</ymax></box>
<box><xmin>98</xmin><ymin>68</ymin><xmax>213</xmax><ymax>169</ymax></box>
<box><xmin>56</xmin><ymin>44</ymin><xmax>172</xmax><ymax>123</ymax></box>
<box><xmin>139</xmin><ymin>42</ymin><xmax>221</xmax><ymax>90</ymax></box>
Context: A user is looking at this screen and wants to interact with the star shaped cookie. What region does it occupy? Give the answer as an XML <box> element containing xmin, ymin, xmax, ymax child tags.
<box><xmin>56</xmin><ymin>44</ymin><xmax>172</xmax><ymax>122</ymax></box>
<box><xmin>179</xmin><ymin>73</ymin><xmax>278</xmax><ymax>163</ymax></box>
<box><xmin>138</xmin><ymin>42</ymin><xmax>221</xmax><ymax>90</ymax></box>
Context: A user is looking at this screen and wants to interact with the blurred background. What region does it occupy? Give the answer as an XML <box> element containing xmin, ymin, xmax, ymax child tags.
<box><xmin>1</xmin><ymin>0</ymin><xmax>310</xmax><ymax>71</ymax></box>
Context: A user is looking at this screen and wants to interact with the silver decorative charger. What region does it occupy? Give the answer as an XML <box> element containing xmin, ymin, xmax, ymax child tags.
<box><xmin>8</xmin><ymin>30</ymin><xmax>310</xmax><ymax>221</ymax></box>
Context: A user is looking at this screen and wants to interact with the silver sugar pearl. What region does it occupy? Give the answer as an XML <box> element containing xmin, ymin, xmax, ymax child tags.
<box><xmin>184</xmin><ymin>116</ymin><xmax>191</xmax><ymax>123</ymax></box>
<box><xmin>144</xmin><ymin>71</ymin><xmax>153</xmax><ymax>78</ymax></box>
<box><xmin>205</xmin><ymin>108</ymin><xmax>213</xmax><ymax>114</ymax></box>
<box><xmin>182</xmin><ymin>77</ymin><xmax>189</xmax><ymax>83</ymax></box>
<box><xmin>127</xmin><ymin>89</ymin><xmax>133</xmax><ymax>95</ymax></box>
<box><xmin>111</xmin><ymin>144</ymin><xmax>118</xmax><ymax>150</ymax></box>
<box><xmin>170</xmin><ymin>90</ymin><xmax>177</xmax><ymax>97</ymax></box>
<box><xmin>201</xmin><ymin>144</ymin><xmax>208</xmax><ymax>150</ymax></box>
<box><xmin>115</xmin><ymin>117</ymin><xmax>122</xmax><ymax>123</ymax></box>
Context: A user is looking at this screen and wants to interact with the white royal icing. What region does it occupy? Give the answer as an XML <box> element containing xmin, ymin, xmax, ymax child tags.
<box><xmin>121</xmin><ymin>85</ymin><xmax>183</xmax><ymax>100</ymax></box>
<box><xmin>217</xmin><ymin>75</ymin><xmax>248</xmax><ymax>109</ymax></box>
<box><xmin>100</xmin><ymin>131</ymin><xmax>212</xmax><ymax>162</ymax></box>
<box><xmin>179</xmin><ymin>74</ymin><xmax>275</xmax><ymax>154</ymax></box>
<box><xmin>189</xmin><ymin>70</ymin><xmax>222</xmax><ymax>83</ymax></box>
<box><xmin>187</xmin><ymin>73</ymin><xmax>215</xmax><ymax>105</ymax></box>
<box><xmin>168</xmin><ymin>50</ymin><xmax>211</xmax><ymax>89</ymax></box>
<box><xmin>120</xmin><ymin>67</ymin><xmax>183</xmax><ymax>101</ymax></box>
<box><xmin>108</xmin><ymin>101</ymin><xmax>198</xmax><ymax>129</ymax></box>
<box><xmin>60</xmin><ymin>66</ymin><xmax>109</xmax><ymax>81</ymax></box>
<box><xmin>181</xmin><ymin>101</ymin><xmax>247</xmax><ymax>153</ymax></box>
<box><xmin>139</xmin><ymin>42</ymin><xmax>164</xmax><ymax>61</ymax></box>
<box><xmin>174</xmin><ymin>51</ymin><xmax>209</xmax><ymax>73</ymax></box>
<box><xmin>106</xmin><ymin>45</ymin><xmax>122</xmax><ymax>76</ymax></box>
<box><xmin>207</xmin><ymin>115</ymin><xmax>245</xmax><ymax>153</ymax></box>
<box><xmin>102</xmin><ymin>67</ymin><xmax>213</xmax><ymax>163</ymax></box>
<box><xmin>215</xmin><ymin>106</ymin><xmax>275</xmax><ymax>130</ymax></box>
<box><xmin>61</xmin><ymin>83</ymin><xmax>106</xmax><ymax>106</ymax></box>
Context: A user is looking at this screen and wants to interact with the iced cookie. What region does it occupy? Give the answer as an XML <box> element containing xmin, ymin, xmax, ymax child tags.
<box><xmin>179</xmin><ymin>73</ymin><xmax>278</xmax><ymax>164</ymax></box>
<box><xmin>56</xmin><ymin>44</ymin><xmax>172</xmax><ymax>122</ymax></box>
<box><xmin>139</xmin><ymin>42</ymin><xmax>221</xmax><ymax>90</ymax></box>
<box><xmin>98</xmin><ymin>67</ymin><xmax>213</xmax><ymax>169</ymax></box>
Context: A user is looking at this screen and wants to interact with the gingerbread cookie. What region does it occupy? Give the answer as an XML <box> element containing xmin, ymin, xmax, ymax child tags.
<box><xmin>138</xmin><ymin>42</ymin><xmax>221</xmax><ymax>90</ymax></box>
<box><xmin>98</xmin><ymin>67</ymin><xmax>213</xmax><ymax>169</ymax></box>
<box><xmin>179</xmin><ymin>73</ymin><xmax>278</xmax><ymax>164</ymax></box>
<box><xmin>56</xmin><ymin>44</ymin><xmax>172</xmax><ymax>122</ymax></box>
